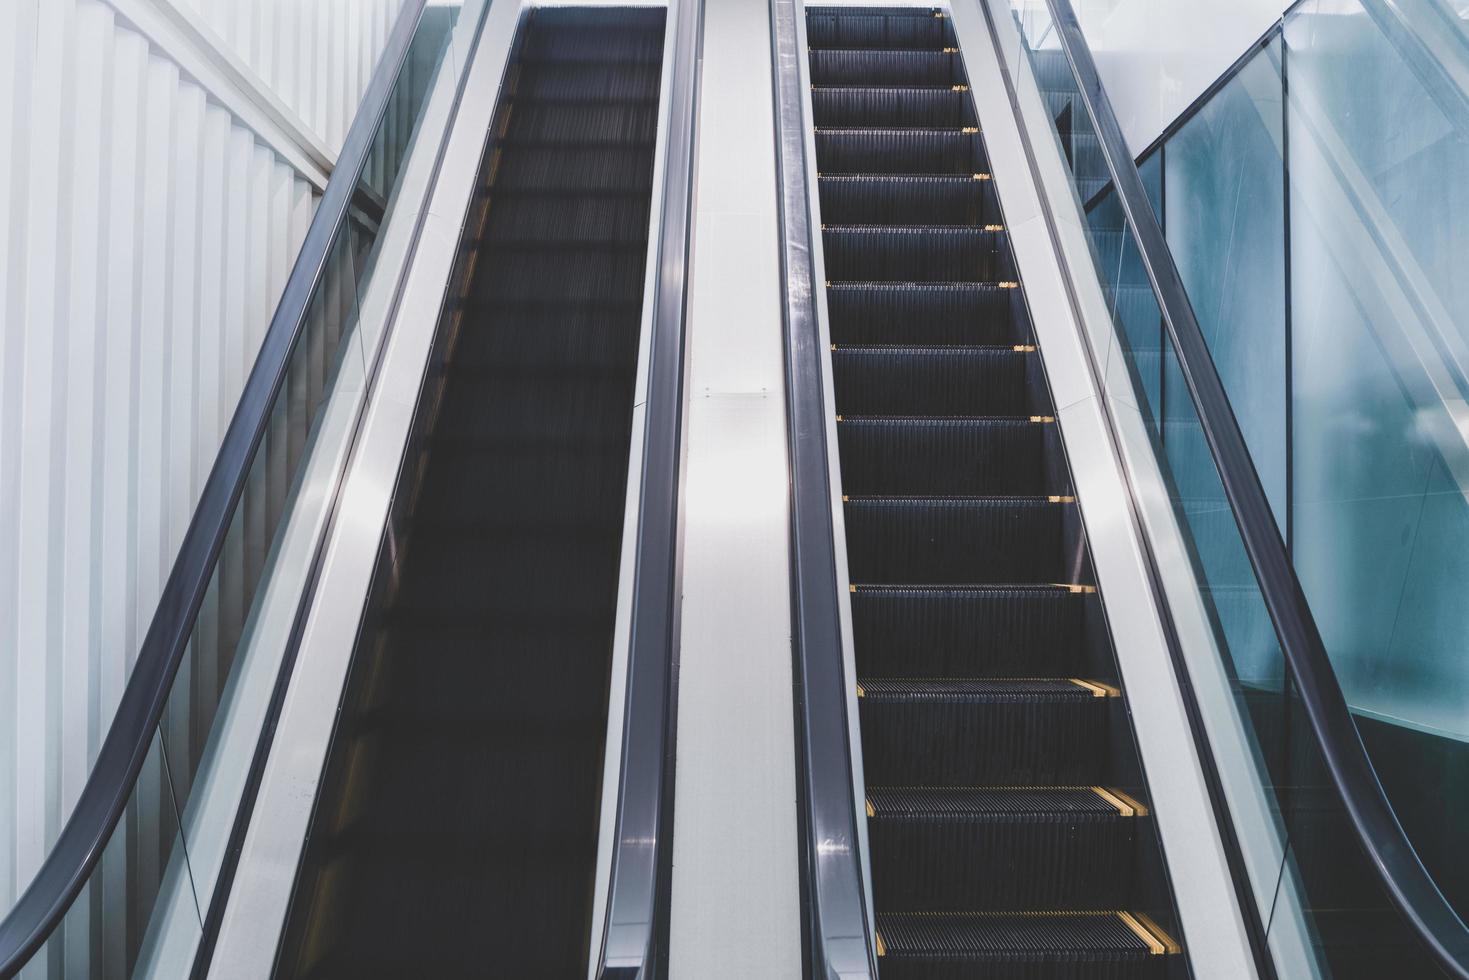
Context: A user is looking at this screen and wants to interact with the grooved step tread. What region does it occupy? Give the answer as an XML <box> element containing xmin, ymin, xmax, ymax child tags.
<box><xmin>859</xmin><ymin>678</ymin><xmax>1118</xmax><ymax>700</ymax></box>
<box><xmin>866</xmin><ymin>786</ymin><xmax>1144</xmax><ymax>819</ymax></box>
<box><xmin>876</xmin><ymin>910</ymin><xmax>1180</xmax><ymax>958</ymax></box>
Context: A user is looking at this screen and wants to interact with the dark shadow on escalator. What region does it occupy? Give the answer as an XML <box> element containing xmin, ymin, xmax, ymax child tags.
<box><xmin>273</xmin><ymin>8</ymin><xmax>666</xmax><ymax>977</ymax></box>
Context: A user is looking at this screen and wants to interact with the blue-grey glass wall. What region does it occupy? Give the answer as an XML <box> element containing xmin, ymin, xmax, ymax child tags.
<box><xmin>1133</xmin><ymin>0</ymin><xmax>1469</xmax><ymax>920</ymax></box>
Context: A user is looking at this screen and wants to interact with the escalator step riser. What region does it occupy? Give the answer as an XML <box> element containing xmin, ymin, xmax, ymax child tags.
<box><xmin>806</xmin><ymin>11</ymin><xmax>950</xmax><ymax>51</ymax></box>
<box><xmin>843</xmin><ymin>498</ymin><xmax>1066</xmax><ymax>583</ymax></box>
<box><xmin>876</xmin><ymin>914</ymin><xmax>1165</xmax><ymax>980</ymax></box>
<box><xmin>826</xmin><ymin>283</ymin><xmax>1029</xmax><ymax>345</ymax></box>
<box><xmin>852</xmin><ymin>587</ymin><xmax>1086</xmax><ymax>676</ymax></box>
<box><xmin>482</xmin><ymin>196</ymin><xmax>651</xmax><ymax>242</ymax></box>
<box><xmin>517</xmin><ymin>18</ymin><xmax>666</xmax><ymax>66</ymax></box>
<box><xmin>837</xmin><ymin>418</ymin><xmax>1049</xmax><ymax>496</ymax></box>
<box><xmin>832</xmin><ymin>348</ymin><xmax>1032</xmax><ymax>416</ymax></box>
<box><xmin>818</xmin><ymin>175</ymin><xmax>999</xmax><ymax>225</ymax></box>
<box><xmin>822</xmin><ymin>227</ymin><xmax>1015</xmax><ymax>282</ymax></box>
<box><xmin>445</xmin><ymin>312</ymin><xmax>644</xmax><ymax>371</ymax></box>
<box><xmin>811</xmin><ymin>87</ymin><xmax>973</xmax><ymax>128</ymax></box>
<box><xmin>413</xmin><ymin>456</ymin><xmax>630</xmax><ymax>526</ymax></box>
<box><xmin>433</xmin><ymin>376</ymin><xmax>636</xmax><ymax>444</ymax></box>
<box><xmin>490</xmin><ymin>147</ymin><xmax>656</xmax><ymax>194</ymax></box>
<box><xmin>500</xmin><ymin>102</ymin><xmax>661</xmax><ymax>145</ymax></box>
<box><xmin>394</xmin><ymin>534</ymin><xmax>623</xmax><ymax>619</ymax></box>
<box><xmin>859</xmin><ymin>692</ymin><xmax>1108</xmax><ymax>785</ymax></box>
<box><xmin>868</xmin><ymin>807</ymin><xmax>1135</xmax><ymax>910</ymax></box>
<box><xmin>509</xmin><ymin>64</ymin><xmax>663</xmax><ymax>102</ymax></box>
<box><xmin>474</xmin><ymin>248</ymin><xmax>649</xmax><ymax>303</ymax></box>
<box><xmin>809</xmin><ymin>49</ymin><xmax>963</xmax><ymax>86</ymax></box>
<box><xmin>815</xmin><ymin>130</ymin><xmax>986</xmax><ymax>175</ymax></box>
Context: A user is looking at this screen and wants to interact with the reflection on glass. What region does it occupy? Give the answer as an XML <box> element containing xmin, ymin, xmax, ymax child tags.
<box><xmin>1005</xmin><ymin>0</ymin><xmax>1469</xmax><ymax>972</ymax></box>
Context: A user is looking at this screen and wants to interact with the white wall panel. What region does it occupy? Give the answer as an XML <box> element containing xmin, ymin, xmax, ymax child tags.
<box><xmin>175</xmin><ymin>0</ymin><xmax>407</xmax><ymax>152</ymax></box>
<box><xmin>0</xmin><ymin>0</ymin><xmax>408</xmax><ymax>962</ymax></box>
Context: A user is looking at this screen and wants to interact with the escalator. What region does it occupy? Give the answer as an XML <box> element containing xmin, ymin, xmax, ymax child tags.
<box><xmin>804</xmin><ymin>7</ymin><xmax>1186</xmax><ymax>976</ymax></box>
<box><xmin>274</xmin><ymin>9</ymin><xmax>665</xmax><ymax>976</ymax></box>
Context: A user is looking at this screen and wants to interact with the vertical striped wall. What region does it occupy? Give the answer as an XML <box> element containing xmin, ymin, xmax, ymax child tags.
<box><xmin>173</xmin><ymin>0</ymin><xmax>406</xmax><ymax>153</ymax></box>
<box><xmin>0</xmin><ymin>0</ymin><xmax>406</xmax><ymax>943</ymax></box>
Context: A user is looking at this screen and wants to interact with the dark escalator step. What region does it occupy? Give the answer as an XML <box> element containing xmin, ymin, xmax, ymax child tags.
<box><xmin>508</xmin><ymin>63</ymin><xmax>662</xmax><ymax>102</ymax></box>
<box><xmin>818</xmin><ymin>174</ymin><xmax>998</xmax><ymax>226</ymax></box>
<box><xmin>473</xmin><ymin>247</ymin><xmax>649</xmax><ymax>303</ymax></box>
<box><xmin>866</xmin><ymin>786</ymin><xmax>1140</xmax><ymax>911</ymax></box>
<box><xmin>836</xmin><ymin>417</ymin><xmax>1051</xmax><ymax>496</ymax></box>
<box><xmin>876</xmin><ymin>911</ymin><xmax>1175</xmax><ymax>980</ymax></box>
<box><xmin>480</xmin><ymin>196</ymin><xmax>650</xmax><ymax>242</ymax></box>
<box><xmin>816</xmin><ymin>128</ymin><xmax>986</xmax><ymax>175</ymax></box>
<box><xmin>442</xmin><ymin>311</ymin><xmax>643</xmax><ymax>370</ymax></box>
<box><xmin>844</xmin><ymin>496</ymin><xmax>1067</xmax><ymax>583</ymax></box>
<box><xmin>413</xmin><ymin>451</ymin><xmax>630</xmax><ymax>526</ymax></box>
<box><xmin>858</xmin><ymin>679</ymin><xmax>1113</xmax><ymax>785</ymax></box>
<box><xmin>851</xmin><ymin>585</ymin><xmax>1088</xmax><ymax>677</ymax></box>
<box><xmin>831</xmin><ymin>346</ymin><xmax>1034</xmax><ymax>416</ymax></box>
<box><xmin>811</xmin><ymin>87</ymin><xmax>973</xmax><ymax>128</ymax></box>
<box><xmin>823</xmin><ymin>227</ymin><xmax>1015</xmax><ymax>282</ymax></box>
<box><xmin>432</xmin><ymin>374</ymin><xmax>635</xmax><ymax>444</ymax></box>
<box><xmin>499</xmin><ymin>101</ymin><xmax>661</xmax><ymax>145</ymax></box>
<box><xmin>809</xmin><ymin>49</ymin><xmax>963</xmax><ymax>86</ymax></box>
<box><xmin>490</xmin><ymin>146</ymin><xmax>656</xmax><ymax>194</ymax></box>
<box><xmin>825</xmin><ymin>282</ymin><xmax>1028</xmax><ymax>345</ymax></box>
<box><xmin>518</xmin><ymin>21</ymin><xmax>665</xmax><ymax>66</ymax></box>
<box><xmin>806</xmin><ymin>10</ymin><xmax>949</xmax><ymax>51</ymax></box>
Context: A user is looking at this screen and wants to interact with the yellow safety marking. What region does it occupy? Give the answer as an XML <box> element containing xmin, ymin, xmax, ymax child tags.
<box><xmin>998</xmin><ymin>280</ymin><xmax>1020</xmax><ymax>289</ymax></box>
<box><xmin>943</xmin><ymin>46</ymin><xmax>959</xmax><ymax>53</ymax></box>
<box><xmin>1133</xmin><ymin>912</ymin><xmax>1182</xmax><ymax>954</ymax></box>
<box><xmin>856</xmin><ymin>683</ymin><xmax>866</xmax><ymax>698</ymax></box>
<box><xmin>934</xmin><ymin>10</ymin><xmax>948</xmax><ymax>18</ymax></box>
<box><xmin>1046</xmin><ymin>495</ymin><xmax>1076</xmax><ymax>503</ymax></box>
<box><xmin>952</xmin><ymin>84</ymin><xmax>969</xmax><ymax>92</ymax></box>
<box><xmin>876</xmin><ymin>930</ymin><xmax>887</xmax><ymax>957</ymax></box>
<box><xmin>960</xmin><ymin>126</ymin><xmax>979</xmax><ymax>134</ymax></box>
<box><xmin>849</xmin><ymin>584</ymin><xmax>858</xmax><ymax>593</ymax></box>
<box><xmin>1029</xmin><ymin>415</ymin><xmax>1055</xmax><ymax>423</ymax></box>
<box><xmin>1092</xmin><ymin>786</ymin><xmax>1137</xmax><ymax>817</ymax></box>
<box><xmin>972</xmin><ymin>172</ymin><xmax>992</xmax><ymax>181</ymax></box>
<box><xmin>1056</xmin><ymin>583</ymin><xmax>1097</xmax><ymax>594</ymax></box>
<box><xmin>866</xmin><ymin>798</ymin><xmax>876</xmax><ymax>817</ymax></box>
<box><xmin>842</xmin><ymin>494</ymin><xmax>850</xmax><ymax>502</ymax></box>
<box><xmin>1107</xmin><ymin>786</ymin><xmax>1149</xmax><ymax>816</ymax></box>
<box><xmin>1013</xmin><ymin>344</ymin><xmax>1036</xmax><ymax>352</ymax></box>
<box><xmin>985</xmin><ymin>224</ymin><xmax>1005</xmax><ymax>232</ymax></box>
<box><xmin>836</xmin><ymin>414</ymin><xmax>844</xmax><ymax>421</ymax></box>
<box><xmin>1067</xmin><ymin>678</ymin><xmax>1117</xmax><ymax>698</ymax></box>
<box><xmin>1118</xmin><ymin>911</ymin><xmax>1166</xmax><ymax>954</ymax></box>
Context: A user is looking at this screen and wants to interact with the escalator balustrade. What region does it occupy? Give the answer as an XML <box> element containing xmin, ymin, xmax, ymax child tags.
<box><xmin>807</xmin><ymin>7</ymin><xmax>1188</xmax><ymax>977</ymax></box>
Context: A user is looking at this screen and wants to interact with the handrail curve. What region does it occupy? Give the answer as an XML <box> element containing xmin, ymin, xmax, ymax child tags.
<box><xmin>1038</xmin><ymin>0</ymin><xmax>1469</xmax><ymax>974</ymax></box>
<box><xmin>0</xmin><ymin>3</ymin><xmax>429</xmax><ymax>974</ymax></box>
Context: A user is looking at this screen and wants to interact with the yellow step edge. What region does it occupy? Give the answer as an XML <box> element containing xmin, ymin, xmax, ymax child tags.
<box><xmin>972</xmin><ymin>172</ymin><xmax>992</xmax><ymax>181</ymax></box>
<box><xmin>986</xmin><ymin>224</ymin><xmax>1006</xmax><ymax>232</ymax></box>
<box><xmin>960</xmin><ymin>126</ymin><xmax>979</xmax><ymax>134</ymax></box>
<box><xmin>876</xmin><ymin>930</ymin><xmax>887</xmax><ymax>957</ymax></box>
<box><xmin>1029</xmin><ymin>415</ymin><xmax>1055</xmax><ymax>423</ymax></box>
<box><xmin>1068</xmin><ymin>678</ymin><xmax>1120</xmax><ymax>698</ymax></box>
<box><xmin>951</xmin><ymin>84</ymin><xmax>969</xmax><ymax>92</ymax></box>
<box><xmin>1047</xmin><ymin>495</ymin><xmax>1076</xmax><ymax>503</ymax></box>
<box><xmin>856</xmin><ymin>682</ymin><xmax>865</xmax><ymax>698</ymax></box>
<box><xmin>1092</xmin><ymin>785</ymin><xmax>1150</xmax><ymax>818</ymax></box>
<box><xmin>1132</xmin><ymin>911</ymin><xmax>1182</xmax><ymax>955</ymax></box>
<box><xmin>1012</xmin><ymin>343</ymin><xmax>1036</xmax><ymax>352</ymax></box>
<box><xmin>998</xmin><ymin>280</ymin><xmax>1020</xmax><ymax>289</ymax></box>
<box><xmin>866</xmin><ymin>798</ymin><xmax>876</xmax><ymax>818</ymax></box>
<box><xmin>1054</xmin><ymin>583</ymin><xmax>1097</xmax><ymax>594</ymax></box>
<box><xmin>1117</xmin><ymin>910</ymin><xmax>1181</xmax><ymax>955</ymax></box>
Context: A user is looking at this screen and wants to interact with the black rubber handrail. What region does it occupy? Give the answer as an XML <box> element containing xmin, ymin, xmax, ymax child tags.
<box><xmin>1037</xmin><ymin>0</ymin><xmax>1469</xmax><ymax>974</ymax></box>
<box><xmin>0</xmin><ymin>3</ymin><xmax>428</xmax><ymax>974</ymax></box>
<box><xmin>594</xmin><ymin>0</ymin><xmax>702</xmax><ymax>976</ymax></box>
<box><xmin>768</xmin><ymin>0</ymin><xmax>879</xmax><ymax>978</ymax></box>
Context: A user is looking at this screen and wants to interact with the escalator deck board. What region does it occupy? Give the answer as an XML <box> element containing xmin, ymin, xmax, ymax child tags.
<box><xmin>808</xmin><ymin>6</ymin><xmax>1184</xmax><ymax>966</ymax></box>
<box><xmin>280</xmin><ymin>8</ymin><xmax>665</xmax><ymax>978</ymax></box>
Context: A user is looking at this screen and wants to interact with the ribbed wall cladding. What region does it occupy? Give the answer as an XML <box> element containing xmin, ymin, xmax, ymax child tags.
<box><xmin>819</xmin><ymin>175</ymin><xmax>1000</xmax><ymax>225</ymax></box>
<box><xmin>278</xmin><ymin>9</ymin><xmax>665</xmax><ymax>978</ymax></box>
<box><xmin>832</xmin><ymin>347</ymin><xmax>1032</xmax><ymax>416</ymax></box>
<box><xmin>825</xmin><ymin>282</ymin><xmax>1029</xmax><ymax>345</ymax></box>
<box><xmin>837</xmin><ymin>418</ymin><xmax>1049</xmax><ymax>496</ymax></box>
<box><xmin>816</xmin><ymin>129</ymin><xmax>988</xmax><ymax>174</ymax></box>
<box><xmin>823</xmin><ymin>227</ymin><xmax>1014</xmax><ymax>281</ymax></box>
<box><xmin>809</xmin><ymin>6</ymin><xmax>1184</xmax><ymax>974</ymax></box>
<box><xmin>843</xmin><ymin>497</ymin><xmax>1067</xmax><ymax>583</ymax></box>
